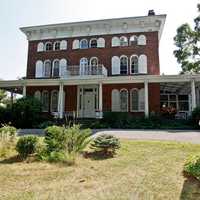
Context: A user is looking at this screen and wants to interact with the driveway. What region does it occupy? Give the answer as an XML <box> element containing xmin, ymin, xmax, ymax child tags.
<box><xmin>17</xmin><ymin>129</ymin><xmax>200</xmax><ymax>144</ymax></box>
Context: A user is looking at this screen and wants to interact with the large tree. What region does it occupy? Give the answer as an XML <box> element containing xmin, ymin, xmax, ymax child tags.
<box><xmin>174</xmin><ymin>4</ymin><xmax>200</xmax><ymax>73</ymax></box>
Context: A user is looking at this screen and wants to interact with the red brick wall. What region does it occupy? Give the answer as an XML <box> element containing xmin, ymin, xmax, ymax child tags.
<box><xmin>27</xmin><ymin>32</ymin><xmax>160</xmax><ymax>78</ymax></box>
<box><xmin>65</xmin><ymin>85</ymin><xmax>77</xmax><ymax>112</ymax></box>
<box><xmin>103</xmin><ymin>83</ymin><xmax>160</xmax><ymax>113</ymax></box>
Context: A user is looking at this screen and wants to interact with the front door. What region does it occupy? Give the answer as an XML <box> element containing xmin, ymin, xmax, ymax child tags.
<box><xmin>84</xmin><ymin>91</ymin><xmax>95</xmax><ymax>118</ymax></box>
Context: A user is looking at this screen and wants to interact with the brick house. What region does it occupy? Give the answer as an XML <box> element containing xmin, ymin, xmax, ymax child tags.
<box><xmin>1</xmin><ymin>11</ymin><xmax>200</xmax><ymax>119</ymax></box>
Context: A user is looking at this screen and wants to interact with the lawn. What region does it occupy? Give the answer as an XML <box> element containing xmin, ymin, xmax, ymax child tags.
<box><xmin>0</xmin><ymin>140</ymin><xmax>200</xmax><ymax>200</ymax></box>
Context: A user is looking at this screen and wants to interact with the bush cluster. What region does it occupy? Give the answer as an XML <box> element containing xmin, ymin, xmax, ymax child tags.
<box><xmin>184</xmin><ymin>154</ymin><xmax>200</xmax><ymax>180</ymax></box>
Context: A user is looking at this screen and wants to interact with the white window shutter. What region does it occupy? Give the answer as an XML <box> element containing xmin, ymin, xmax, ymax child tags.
<box><xmin>111</xmin><ymin>37</ymin><xmax>120</xmax><ymax>47</ymax></box>
<box><xmin>72</xmin><ymin>40</ymin><xmax>79</xmax><ymax>49</ymax></box>
<box><xmin>139</xmin><ymin>55</ymin><xmax>147</xmax><ymax>74</ymax></box>
<box><xmin>111</xmin><ymin>56</ymin><xmax>120</xmax><ymax>75</ymax></box>
<box><xmin>35</xmin><ymin>60</ymin><xmax>43</xmax><ymax>78</ymax></box>
<box><xmin>37</xmin><ymin>42</ymin><xmax>44</xmax><ymax>52</ymax></box>
<box><xmin>112</xmin><ymin>89</ymin><xmax>120</xmax><ymax>111</ymax></box>
<box><xmin>138</xmin><ymin>35</ymin><xmax>146</xmax><ymax>45</ymax></box>
<box><xmin>97</xmin><ymin>38</ymin><xmax>105</xmax><ymax>48</ymax></box>
<box><xmin>139</xmin><ymin>88</ymin><xmax>145</xmax><ymax>111</ymax></box>
<box><xmin>59</xmin><ymin>59</ymin><xmax>67</xmax><ymax>77</ymax></box>
<box><xmin>60</xmin><ymin>40</ymin><xmax>67</xmax><ymax>50</ymax></box>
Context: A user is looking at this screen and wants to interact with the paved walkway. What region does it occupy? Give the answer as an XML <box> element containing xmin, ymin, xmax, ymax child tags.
<box><xmin>18</xmin><ymin>129</ymin><xmax>200</xmax><ymax>144</ymax></box>
<box><xmin>93</xmin><ymin>129</ymin><xmax>200</xmax><ymax>144</ymax></box>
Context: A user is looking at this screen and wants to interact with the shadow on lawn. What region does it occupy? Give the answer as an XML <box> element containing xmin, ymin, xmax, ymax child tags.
<box><xmin>82</xmin><ymin>151</ymin><xmax>115</xmax><ymax>160</ymax></box>
<box><xmin>0</xmin><ymin>155</ymin><xmax>23</xmax><ymax>164</ymax></box>
<box><xmin>180</xmin><ymin>174</ymin><xmax>200</xmax><ymax>200</ymax></box>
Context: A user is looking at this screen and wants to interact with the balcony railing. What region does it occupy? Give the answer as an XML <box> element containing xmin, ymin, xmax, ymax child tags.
<box><xmin>60</xmin><ymin>65</ymin><xmax>108</xmax><ymax>78</ymax></box>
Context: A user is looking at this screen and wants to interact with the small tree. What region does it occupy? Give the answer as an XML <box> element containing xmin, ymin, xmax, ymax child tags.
<box><xmin>174</xmin><ymin>4</ymin><xmax>200</xmax><ymax>73</ymax></box>
<box><xmin>90</xmin><ymin>134</ymin><xmax>120</xmax><ymax>156</ymax></box>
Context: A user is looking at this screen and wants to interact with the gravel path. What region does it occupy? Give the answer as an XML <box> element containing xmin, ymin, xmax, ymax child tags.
<box><xmin>18</xmin><ymin>129</ymin><xmax>200</xmax><ymax>144</ymax></box>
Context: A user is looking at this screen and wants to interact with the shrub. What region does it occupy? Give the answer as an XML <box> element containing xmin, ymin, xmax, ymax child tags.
<box><xmin>42</xmin><ymin>125</ymin><xmax>92</xmax><ymax>163</ymax></box>
<box><xmin>16</xmin><ymin>135</ymin><xmax>39</xmax><ymax>159</ymax></box>
<box><xmin>90</xmin><ymin>134</ymin><xmax>120</xmax><ymax>156</ymax></box>
<box><xmin>184</xmin><ymin>154</ymin><xmax>200</xmax><ymax>180</ymax></box>
<box><xmin>191</xmin><ymin>107</ymin><xmax>200</xmax><ymax>128</ymax></box>
<box><xmin>12</xmin><ymin>97</ymin><xmax>42</xmax><ymax>128</ymax></box>
<box><xmin>0</xmin><ymin>124</ymin><xmax>17</xmax><ymax>157</ymax></box>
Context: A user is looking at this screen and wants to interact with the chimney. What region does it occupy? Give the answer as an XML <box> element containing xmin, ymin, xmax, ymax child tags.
<box><xmin>148</xmin><ymin>10</ymin><xmax>155</xmax><ymax>16</ymax></box>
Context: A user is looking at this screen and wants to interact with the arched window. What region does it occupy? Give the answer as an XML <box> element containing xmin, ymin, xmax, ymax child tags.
<box><xmin>80</xmin><ymin>39</ymin><xmax>88</xmax><ymax>49</ymax></box>
<box><xmin>120</xmin><ymin>56</ymin><xmax>128</xmax><ymax>74</ymax></box>
<box><xmin>138</xmin><ymin>35</ymin><xmax>146</xmax><ymax>45</ymax></box>
<box><xmin>90</xmin><ymin>39</ymin><xmax>97</xmax><ymax>48</ymax></box>
<box><xmin>80</xmin><ymin>58</ymin><xmax>88</xmax><ymax>75</ymax></box>
<box><xmin>111</xmin><ymin>56</ymin><xmax>120</xmax><ymax>75</ymax></box>
<box><xmin>111</xmin><ymin>89</ymin><xmax>120</xmax><ymax>111</ymax></box>
<box><xmin>35</xmin><ymin>60</ymin><xmax>43</xmax><ymax>78</ymax></box>
<box><xmin>44</xmin><ymin>60</ymin><xmax>51</xmax><ymax>77</ymax></box>
<box><xmin>52</xmin><ymin>60</ymin><xmax>60</xmax><ymax>77</ymax></box>
<box><xmin>130</xmin><ymin>55</ymin><xmax>138</xmax><ymax>74</ymax></box>
<box><xmin>41</xmin><ymin>90</ymin><xmax>49</xmax><ymax>112</ymax></box>
<box><xmin>51</xmin><ymin>90</ymin><xmax>58</xmax><ymax>112</ymax></box>
<box><xmin>139</xmin><ymin>88</ymin><xmax>145</xmax><ymax>111</ymax></box>
<box><xmin>59</xmin><ymin>59</ymin><xmax>67</xmax><ymax>77</ymax></box>
<box><xmin>120</xmin><ymin>89</ymin><xmax>128</xmax><ymax>112</ymax></box>
<box><xmin>45</xmin><ymin>42</ymin><xmax>53</xmax><ymax>51</ymax></box>
<box><xmin>130</xmin><ymin>89</ymin><xmax>139</xmax><ymax>111</ymax></box>
<box><xmin>138</xmin><ymin>54</ymin><xmax>147</xmax><ymax>74</ymax></box>
<box><xmin>54</xmin><ymin>41</ymin><xmax>60</xmax><ymax>50</ymax></box>
<box><xmin>34</xmin><ymin>91</ymin><xmax>41</xmax><ymax>101</ymax></box>
<box><xmin>72</xmin><ymin>39</ymin><xmax>79</xmax><ymax>49</ymax></box>
<box><xmin>111</xmin><ymin>37</ymin><xmax>120</xmax><ymax>47</ymax></box>
<box><xmin>97</xmin><ymin>38</ymin><xmax>105</xmax><ymax>48</ymax></box>
<box><xmin>90</xmin><ymin>57</ymin><xmax>98</xmax><ymax>66</ymax></box>
<box><xmin>130</xmin><ymin>35</ymin><xmax>138</xmax><ymax>46</ymax></box>
<box><xmin>120</xmin><ymin>36</ymin><xmax>128</xmax><ymax>46</ymax></box>
<box><xmin>60</xmin><ymin>40</ymin><xmax>67</xmax><ymax>50</ymax></box>
<box><xmin>37</xmin><ymin>42</ymin><xmax>44</xmax><ymax>52</ymax></box>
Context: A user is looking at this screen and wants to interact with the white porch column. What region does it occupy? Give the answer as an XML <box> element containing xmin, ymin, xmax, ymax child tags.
<box><xmin>99</xmin><ymin>82</ymin><xmax>103</xmax><ymax>118</ymax></box>
<box><xmin>22</xmin><ymin>85</ymin><xmax>26</xmax><ymax>97</ymax></box>
<box><xmin>191</xmin><ymin>79</ymin><xmax>196</xmax><ymax>110</ymax></box>
<box><xmin>144</xmin><ymin>81</ymin><xmax>149</xmax><ymax>117</ymax></box>
<box><xmin>58</xmin><ymin>83</ymin><xmax>64</xmax><ymax>119</ymax></box>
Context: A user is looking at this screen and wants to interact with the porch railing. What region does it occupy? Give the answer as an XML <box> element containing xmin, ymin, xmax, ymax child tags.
<box><xmin>60</xmin><ymin>65</ymin><xmax>108</xmax><ymax>78</ymax></box>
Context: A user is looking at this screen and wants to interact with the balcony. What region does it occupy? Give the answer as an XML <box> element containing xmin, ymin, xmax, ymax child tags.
<box><xmin>60</xmin><ymin>65</ymin><xmax>107</xmax><ymax>78</ymax></box>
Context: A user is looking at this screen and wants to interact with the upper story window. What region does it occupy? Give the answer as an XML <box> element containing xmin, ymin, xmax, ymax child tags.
<box><xmin>44</xmin><ymin>60</ymin><xmax>51</xmax><ymax>77</ymax></box>
<box><xmin>90</xmin><ymin>39</ymin><xmax>97</xmax><ymax>48</ymax></box>
<box><xmin>130</xmin><ymin>35</ymin><xmax>138</xmax><ymax>46</ymax></box>
<box><xmin>138</xmin><ymin>35</ymin><xmax>146</xmax><ymax>45</ymax></box>
<box><xmin>45</xmin><ymin>42</ymin><xmax>53</xmax><ymax>51</ymax></box>
<box><xmin>120</xmin><ymin>36</ymin><xmax>128</xmax><ymax>47</ymax></box>
<box><xmin>130</xmin><ymin>55</ymin><xmax>138</xmax><ymax>74</ymax></box>
<box><xmin>80</xmin><ymin>39</ymin><xmax>88</xmax><ymax>49</ymax></box>
<box><xmin>112</xmin><ymin>37</ymin><xmax>120</xmax><ymax>47</ymax></box>
<box><xmin>120</xmin><ymin>56</ymin><xmax>128</xmax><ymax>74</ymax></box>
<box><xmin>52</xmin><ymin>60</ymin><xmax>60</xmax><ymax>77</ymax></box>
<box><xmin>54</xmin><ymin>41</ymin><xmax>60</xmax><ymax>51</ymax></box>
<box><xmin>37</xmin><ymin>42</ymin><xmax>44</xmax><ymax>52</ymax></box>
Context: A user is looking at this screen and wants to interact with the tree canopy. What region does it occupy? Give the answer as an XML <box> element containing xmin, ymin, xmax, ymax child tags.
<box><xmin>174</xmin><ymin>4</ymin><xmax>200</xmax><ymax>73</ymax></box>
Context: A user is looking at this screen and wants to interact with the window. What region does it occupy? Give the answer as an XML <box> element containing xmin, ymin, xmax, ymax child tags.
<box><xmin>37</xmin><ymin>42</ymin><xmax>44</xmax><ymax>52</ymax></box>
<box><xmin>45</xmin><ymin>42</ymin><xmax>53</xmax><ymax>51</ymax></box>
<box><xmin>129</xmin><ymin>36</ymin><xmax>138</xmax><ymax>46</ymax></box>
<box><xmin>120</xmin><ymin>36</ymin><xmax>128</xmax><ymax>46</ymax></box>
<box><xmin>120</xmin><ymin>56</ymin><xmax>128</xmax><ymax>74</ymax></box>
<box><xmin>111</xmin><ymin>37</ymin><xmax>120</xmax><ymax>47</ymax></box>
<box><xmin>130</xmin><ymin>55</ymin><xmax>138</xmax><ymax>74</ymax></box>
<box><xmin>59</xmin><ymin>59</ymin><xmax>67</xmax><ymax>77</ymax></box>
<box><xmin>120</xmin><ymin>89</ymin><xmax>128</xmax><ymax>112</ymax></box>
<box><xmin>60</xmin><ymin>40</ymin><xmax>67</xmax><ymax>50</ymax></box>
<box><xmin>54</xmin><ymin>41</ymin><xmax>60</xmax><ymax>50</ymax></box>
<box><xmin>111</xmin><ymin>56</ymin><xmax>120</xmax><ymax>75</ymax></box>
<box><xmin>90</xmin><ymin>57</ymin><xmax>98</xmax><ymax>66</ymax></box>
<box><xmin>178</xmin><ymin>95</ymin><xmax>189</xmax><ymax>111</ymax></box>
<box><xmin>72</xmin><ymin>39</ymin><xmax>79</xmax><ymax>49</ymax></box>
<box><xmin>138</xmin><ymin>35</ymin><xmax>146</xmax><ymax>45</ymax></box>
<box><xmin>80</xmin><ymin>39</ymin><xmax>88</xmax><ymax>49</ymax></box>
<box><xmin>42</xmin><ymin>91</ymin><xmax>49</xmax><ymax>112</ymax></box>
<box><xmin>51</xmin><ymin>90</ymin><xmax>58</xmax><ymax>112</ymax></box>
<box><xmin>34</xmin><ymin>91</ymin><xmax>41</xmax><ymax>101</ymax></box>
<box><xmin>35</xmin><ymin>60</ymin><xmax>43</xmax><ymax>78</ymax></box>
<box><xmin>90</xmin><ymin>39</ymin><xmax>97</xmax><ymax>48</ymax></box>
<box><xmin>52</xmin><ymin>60</ymin><xmax>60</xmax><ymax>77</ymax></box>
<box><xmin>138</xmin><ymin>55</ymin><xmax>147</xmax><ymax>74</ymax></box>
<box><xmin>130</xmin><ymin>89</ymin><xmax>139</xmax><ymax>111</ymax></box>
<box><xmin>111</xmin><ymin>89</ymin><xmax>120</xmax><ymax>111</ymax></box>
<box><xmin>97</xmin><ymin>38</ymin><xmax>105</xmax><ymax>48</ymax></box>
<box><xmin>44</xmin><ymin>60</ymin><xmax>51</xmax><ymax>77</ymax></box>
<box><xmin>80</xmin><ymin>58</ymin><xmax>88</xmax><ymax>75</ymax></box>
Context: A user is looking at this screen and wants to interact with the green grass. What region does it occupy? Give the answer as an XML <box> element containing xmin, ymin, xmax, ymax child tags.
<box><xmin>0</xmin><ymin>140</ymin><xmax>200</xmax><ymax>200</ymax></box>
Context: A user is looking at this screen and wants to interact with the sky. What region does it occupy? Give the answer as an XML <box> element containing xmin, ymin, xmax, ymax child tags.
<box><xmin>0</xmin><ymin>0</ymin><xmax>199</xmax><ymax>80</ymax></box>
